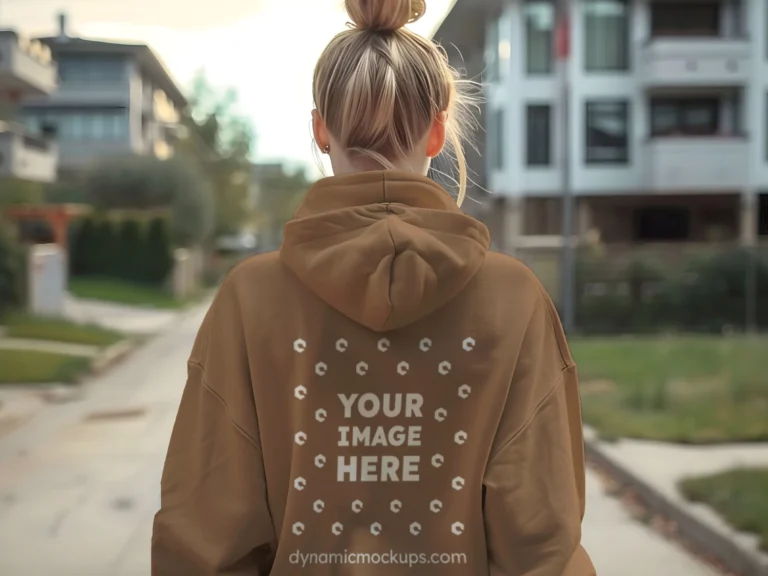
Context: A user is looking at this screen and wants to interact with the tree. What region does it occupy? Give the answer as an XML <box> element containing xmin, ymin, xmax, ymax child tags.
<box><xmin>178</xmin><ymin>70</ymin><xmax>256</xmax><ymax>237</ymax></box>
<box><xmin>253</xmin><ymin>165</ymin><xmax>312</xmax><ymax>250</ymax></box>
<box><xmin>0</xmin><ymin>179</ymin><xmax>46</xmax><ymax>206</ymax></box>
<box><xmin>84</xmin><ymin>154</ymin><xmax>215</xmax><ymax>247</ymax></box>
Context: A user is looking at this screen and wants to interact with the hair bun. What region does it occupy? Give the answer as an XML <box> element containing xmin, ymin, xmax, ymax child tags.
<box><xmin>345</xmin><ymin>0</ymin><xmax>427</xmax><ymax>32</ymax></box>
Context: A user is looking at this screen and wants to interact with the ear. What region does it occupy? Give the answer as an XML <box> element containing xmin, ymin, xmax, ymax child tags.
<box><xmin>426</xmin><ymin>111</ymin><xmax>448</xmax><ymax>158</ymax></box>
<box><xmin>312</xmin><ymin>109</ymin><xmax>329</xmax><ymax>152</ymax></box>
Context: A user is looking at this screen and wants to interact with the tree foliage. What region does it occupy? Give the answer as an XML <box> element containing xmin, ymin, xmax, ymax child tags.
<box><xmin>178</xmin><ymin>70</ymin><xmax>256</xmax><ymax>237</ymax></box>
<box><xmin>84</xmin><ymin>154</ymin><xmax>214</xmax><ymax>247</ymax></box>
<box><xmin>0</xmin><ymin>218</ymin><xmax>23</xmax><ymax>315</ymax></box>
<box><xmin>82</xmin><ymin>71</ymin><xmax>256</xmax><ymax>244</ymax></box>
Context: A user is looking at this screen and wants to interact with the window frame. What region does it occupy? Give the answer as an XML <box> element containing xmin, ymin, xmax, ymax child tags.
<box><xmin>650</xmin><ymin>97</ymin><xmax>720</xmax><ymax>137</ymax></box>
<box><xmin>585</xmin><ymin>99</ymin><xmax>630</xmax><ymax>165</ymax></box>
<box><xmin>525</xmin><ymin>103</ymin><xmax>553</xmax><ymax>167</ymax></box>
<box><xmin>524</xmin><ymin>0</ymin><xmax>555</xmax><ymax>75</ymax></box>
<box><xmin>650</xmin><ymin>1</ymin><xmax>720</xmax><ymax>38</ymax></box>
<box><xmin>583</xmin><ymin>0</ymin><xmax>630</xmax><ymax>72</ymax></box>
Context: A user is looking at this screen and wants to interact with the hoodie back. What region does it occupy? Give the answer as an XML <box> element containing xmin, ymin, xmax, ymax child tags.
<box><xmin>152</xmin><ymin>170</ymin><xmax>595</xmax><ymax>576</ymax></box>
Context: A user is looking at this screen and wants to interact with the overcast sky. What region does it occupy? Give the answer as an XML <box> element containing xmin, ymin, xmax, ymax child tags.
<box><xmin>2</xmin><ymin>0</ymin><xmax>454</xmax><ymax>176</ymax></box>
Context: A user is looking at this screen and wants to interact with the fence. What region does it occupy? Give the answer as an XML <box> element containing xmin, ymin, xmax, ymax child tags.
<box><xmin>518</xmin><ymin>242</ymin><xmax>768</xmax><ymax>335</ymax></box>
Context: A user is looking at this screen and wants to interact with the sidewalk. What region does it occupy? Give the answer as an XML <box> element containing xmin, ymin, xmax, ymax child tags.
<box><xmin>586</xmin><ymin>427</ymin><xmax>768</xmax><ymax>575</ymax></box>
<box><xmin>0</xmin><ymin>302</ymin><xmax>208</xmax><ymax>576</ymax></box>
<box><xmin>63</xmin><ymin>295</ymin><xmax>179</xmax><ymax>335</ymax></box>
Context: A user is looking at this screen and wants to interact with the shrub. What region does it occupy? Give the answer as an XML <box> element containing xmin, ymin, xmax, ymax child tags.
<box><xmin>115</xmin><ymin>218</ymin><xmax>144</xmax><ymax>282</ymax></box>
<box><xmin>92</xmin><ymin>218</ymin><xmax>120</xmax><ymax>278</ymax></box>
<box><xmin>143</xmin><ymin>217</ymin><xmax>174</xmax><ymax>285</ymax></box>
<box><xmin>0</xmin><ymin>218</ymin><xmax>23</xmax><ymax>316</ymax></box>
<box><xmin>85</xmin><ymin>155</ymin><xmax>215</xmax><ymax>247</ymax></box>
<box><xmin>70</xmin><ymin>217</ymin><xmax>98</xmax><ymax>276</ymax></box>
<box><xmin>575</xmin><ymin>248</ymin><xmax>768</xmax><ymax>334</ymax></box>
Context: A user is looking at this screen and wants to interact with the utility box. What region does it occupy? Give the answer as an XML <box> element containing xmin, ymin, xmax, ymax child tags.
<box><xmin>28</xmin><ymin>243</ymin><xmax>66</xmax><ymax>316</ymax></box>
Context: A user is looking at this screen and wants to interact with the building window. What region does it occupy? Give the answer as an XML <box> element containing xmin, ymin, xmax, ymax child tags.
<box><xmin>584</xmin><ymin>0</ymin><xmax>629</xmax><ymax>71</ymax></box>
<box><xmin>488</xmin><ymin>108</ymin><xmax>505</xmax><ymax>170</ymax></box>
<box><xmin>650</xmin><ymin>2</ymin><xmax>720</xmax><ymax>37</ymax></box>
<box><xmin>57</xmin><ymin>56</ymin><xmax>126</xmax><ymax>84</ymax></box>
<box><xmin>485</xmin><ymin>18</ymin><xmax>501</xmax><ymax>82</ymax></box>
<box><xmin>650</xmin><ymin>98</ymin><xmax>720</xmax><ymax>136</ymax></box>
<box><xmin>25</xmin><ymin>109</ymin><xmax>129</xmax><ymax>141</ymax></box>
<box><xmin>633</xmin><ymin>207</ymin><xmax>691</xmax><ymax>241</ymax></box>
<box><xmin>526</xmin><ymin>104</ymin><xmax>552</xmax><ymax>166</ymax></box>
<box><xmin>525</xmin><ymin>1</ymin><xmax>554</xmax><ymax>74</ymax></box>
<box><xmin>585</xmin><ymin>100</ymin><xmax>629</xmax><ymax>164</ymax></box>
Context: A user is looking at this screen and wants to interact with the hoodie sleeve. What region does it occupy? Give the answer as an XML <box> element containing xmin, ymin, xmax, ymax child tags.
<box><xmin>151</xmin><ymin>277</ymin><xmax>277</xmax><ymax>576</ymax></box>
<box><xmin>483</xmin><ymin>285</ymin><xmax>595</xmax><ymax>576</ymax></box>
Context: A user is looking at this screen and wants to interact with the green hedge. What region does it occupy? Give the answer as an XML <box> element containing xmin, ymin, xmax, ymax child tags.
<box><xmin>0</xmin><ymin>218</ymin><xmax>24</xmax><ymax>316</ymax></box>
<box><xmin>69</xmin><ymin>215</ymin><xmax>174</xmax><ymax>286</ymax></box>
<box><xmin>575</xmin><ymin>248</ymin><xmax>768</xmax><ymax>334</ymax></box>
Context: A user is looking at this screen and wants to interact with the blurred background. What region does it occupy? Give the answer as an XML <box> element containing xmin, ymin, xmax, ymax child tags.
<box><xmin>0</xmin><ymin>0</ymin><xmax>767</xmax><ymax>575</ymax></box>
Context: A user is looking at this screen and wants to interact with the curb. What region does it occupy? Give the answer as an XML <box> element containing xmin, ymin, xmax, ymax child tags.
<box><xmin>89</xmin><ymin>338</ymin><xmax>140</xmax><ymax>378</ymax></box>
<box><xmin>585</xmin><ymin>437</ymin><xmax>768</xmax><ymax>576</ymax></box>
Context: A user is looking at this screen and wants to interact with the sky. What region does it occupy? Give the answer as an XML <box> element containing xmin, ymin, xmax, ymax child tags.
<box><xmin>2</xmin><ymin>0</ymin><xmax>455</xmax><ymax>177</ymax></box>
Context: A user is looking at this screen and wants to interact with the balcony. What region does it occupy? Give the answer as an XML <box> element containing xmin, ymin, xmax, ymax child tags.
<box><xmin>642</xmin><ymin>136</ymin><xmax>747</xmax><ymax>192</ymax></box>
<box><xmin>0</xmin><ymin>122</ymin><xmax>57</xmax><ymax>183</ymax></box>
<box><xmin>0</xmin><ymin>30</ymin><xmax>57</xmax><ymax>97</ymax></box>
<box><xmin>638</xmin><ymin>37</ymin><xmax>751</xmax><ymax>87</ymax></box>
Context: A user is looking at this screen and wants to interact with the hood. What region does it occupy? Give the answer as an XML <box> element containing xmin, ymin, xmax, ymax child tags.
<box><xmin>280</xmin><ymin>170</ymin><xmax>490</xmax><ymax>332</ymax></box>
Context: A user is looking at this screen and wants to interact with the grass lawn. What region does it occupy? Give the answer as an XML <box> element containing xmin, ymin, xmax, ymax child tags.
<box><xmin>680</xmin><ymin>468</ymin><xmax>768</xmax><ymax>551</ymax></box>
<box><xmin>69</xmin><ymin>278</ymin><xmax>193</xmax><ymax>309</ymax></box>
<box><xmin>571</xmin><ymin>336</ymin><xmax>768</xmax><ymax>443</ymax></box>
<box><xmin>0</xmin><ymin>349</ymin><xmax>92</xmax><ymax>384</ymax></box>
<box><xmin>2</xmin><ymin>312</ymin><xmax>124</xmax><ymax>347</ymax></box>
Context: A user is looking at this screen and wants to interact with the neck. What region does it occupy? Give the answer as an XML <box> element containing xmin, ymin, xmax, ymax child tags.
<box><xmin>329</xmin><ymin>152</ymin><xmax>430</xmax><ymax>177</ymax></box>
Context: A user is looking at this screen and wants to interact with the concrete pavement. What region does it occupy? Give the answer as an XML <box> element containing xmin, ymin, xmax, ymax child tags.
<box><xmin>0</xmin><ymin>302</ymin><xmax>719</xmax><ymax>576</ymax></box>
<box><xmin>63</xmin><ymin>295</ymin><xmax>179</xmax><ymax>335</ymax></box>
<box><xmin>587</xmin><ymin>429</ymin><xmax>768</xmax><ymax>574</ymax></box>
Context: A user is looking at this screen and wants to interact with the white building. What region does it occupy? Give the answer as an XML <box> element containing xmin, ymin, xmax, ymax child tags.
<box><xmin>0</xmin><ymin>29</ymin><xmax>58</xmax><ymax>183</ymax></box>
<box><xmin>21</xmin><ymin>14</ymin><xmax>187</xmax><ymax>181</ymax></box>
<box><xmin>436</xmin><ymin>0</ymin><xmax>767</xmax><ymax>253</ymax></box>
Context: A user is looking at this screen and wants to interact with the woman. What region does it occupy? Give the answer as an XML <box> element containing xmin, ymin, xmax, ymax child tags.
<box><xmin>151</xmin><ymin>0</ymin><xmax>595</xmax><ymax>574</ymax></box>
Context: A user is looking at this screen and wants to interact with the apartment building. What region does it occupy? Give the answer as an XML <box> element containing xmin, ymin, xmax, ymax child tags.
<box><xmin>436</xmin><ymin>0</ymin><xmax>768</xmax><ymax>252</ymax></box>
<box><xmin>21</xmin><ymin>14</ymin><xmax>187</xmax><ymax>180</ymax></box>
<box><xmin>0</xmin><ymin>30</ymin><xmax>58</xmax><ymax>183</ymax></box>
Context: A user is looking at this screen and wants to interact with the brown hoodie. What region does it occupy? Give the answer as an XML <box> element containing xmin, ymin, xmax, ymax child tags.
<box><xmin>152</xmin><ymin>170</ymin><xmax>595</xmax><ymax>575</ymax></box>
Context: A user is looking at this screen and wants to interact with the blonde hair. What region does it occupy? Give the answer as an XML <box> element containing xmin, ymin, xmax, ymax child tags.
<box><xmin>313</xmin><ymin>0</ymin><xmax>479</xmax><ymax>206</ymax></box>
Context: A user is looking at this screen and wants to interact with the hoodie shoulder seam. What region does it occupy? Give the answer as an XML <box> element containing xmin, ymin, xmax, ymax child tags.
<box><xmin>188</xmin><ymin>360</ymin><xmax>263</xmax><ymax>452</ymax></box>
<box><xmin>486</xmin><ymin>368</ymin><xmax>567</xmax><ymax>464</ymax></box>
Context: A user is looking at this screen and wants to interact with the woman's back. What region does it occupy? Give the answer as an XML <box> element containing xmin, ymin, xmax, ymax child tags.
<box><xmin>151</xmin><ymin>0</ymin><xmax>595</xmax><ymax>573</ymax></box>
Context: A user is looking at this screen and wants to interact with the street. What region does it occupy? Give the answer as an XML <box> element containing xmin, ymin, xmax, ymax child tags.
<box><xmin>0</xmin><ymin>302</ymin><xmax>717</xmax><ymax>576</ymax></box>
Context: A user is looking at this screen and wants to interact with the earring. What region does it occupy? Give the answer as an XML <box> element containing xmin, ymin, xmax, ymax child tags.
<box><xmin>323</xmin><ymin>145</ymin><xmax>330</xmax><ymax>154</ymax></box>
